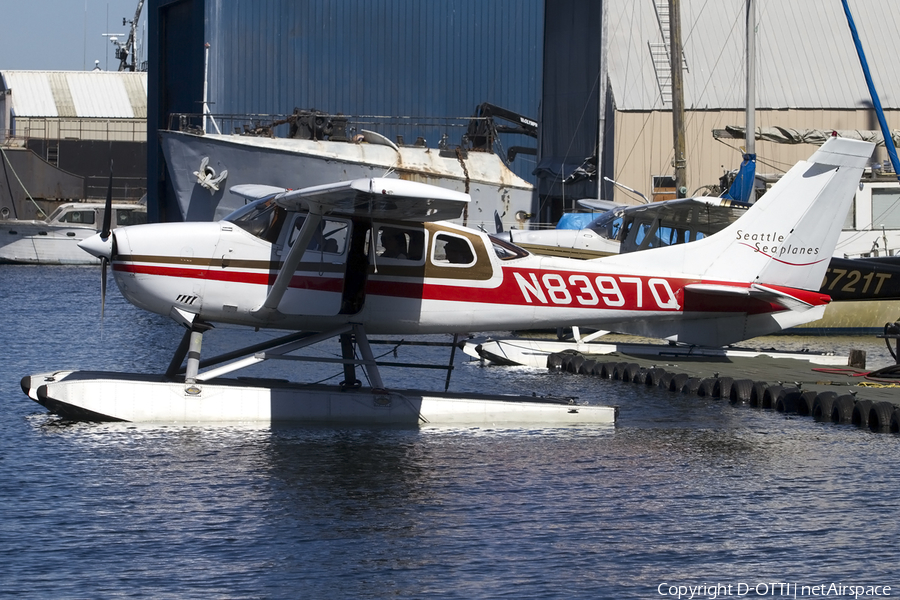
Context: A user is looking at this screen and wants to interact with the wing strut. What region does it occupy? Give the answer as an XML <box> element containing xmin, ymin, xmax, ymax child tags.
<box><xmin>252</xmin><ymin>207</ymin><xmax>324</xmax><ymax>320</ymax></box>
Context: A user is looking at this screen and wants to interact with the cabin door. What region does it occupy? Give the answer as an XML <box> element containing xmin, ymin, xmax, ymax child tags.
<box><xmin>275</xmin><ymin>212</ymin><xmax>351</xmax><ymax>316</ymax></box>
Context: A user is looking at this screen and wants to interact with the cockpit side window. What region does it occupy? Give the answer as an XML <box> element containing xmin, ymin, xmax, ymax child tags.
<box><xmin>57</xmin><ymin>210</ymin><xmax>96</xmax><ymax>225</ymax></box>
<box><xmin>489</xmin><ymin>234</ymin><xmax>529</xmax><ymax>260</ymax></box>
<box><xmin>288</xmin><ymin>216</ymin><xmax>349</xmax><ymax>254</ymax></box>
<box><xmin>431</xmin><ymin>233</ymin><xmax>476</xmax><ymax>266</ymax></box>
<box><xmin>225</xmin><ymin>198</ymin><xmax>287</xmax><ymax>242</ymax></box>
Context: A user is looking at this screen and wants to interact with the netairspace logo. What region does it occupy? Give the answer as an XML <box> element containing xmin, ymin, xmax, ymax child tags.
<box><xmin>657</xmin><ymin>582</ymin><xmax>892</xmax><ymax>599</ymax></box>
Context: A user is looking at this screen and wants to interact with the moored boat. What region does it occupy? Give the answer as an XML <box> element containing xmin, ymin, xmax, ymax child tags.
<box><xmin>159</xmin><ymin>107</ymin><xmax>537</xmax><ymax>232</ymax></box>
<box><xmin>0</xmin><ymin>201</ymin><xmax>147</xmax><ymax>265</ymax></box>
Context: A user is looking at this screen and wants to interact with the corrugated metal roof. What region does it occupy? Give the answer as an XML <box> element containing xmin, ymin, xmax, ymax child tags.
<box><xmin>608</xmin><ymin>0</ymin><xmax>900</xmax><ymax>111</ymax></box>
<box><xmin>0</xmin><ymin>71</ymin><xmax>147</xmax><ymax>118</ymax></box>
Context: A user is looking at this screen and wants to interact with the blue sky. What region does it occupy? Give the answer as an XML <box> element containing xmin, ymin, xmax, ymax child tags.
<box><xmin>0</xmin><ymin>0</ymin><xmax>146</xmax><ymax>71</ymax></box>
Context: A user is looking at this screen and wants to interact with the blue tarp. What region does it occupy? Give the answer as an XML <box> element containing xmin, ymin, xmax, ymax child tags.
<box><xmin>721</xmin><ymin>153</ymin><xmax>756</xmax><ymax>203</ymax></box>
<box><xmin>556</xmin><ymin>213</ymin><xmax>597</xmax><ymax>230</ymax></box>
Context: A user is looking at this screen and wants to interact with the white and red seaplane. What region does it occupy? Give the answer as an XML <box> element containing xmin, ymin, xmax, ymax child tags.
<box><xmin>21</xmin><ymin>137</ymin><xmax>873</xmax><ymax>424</ymax></box>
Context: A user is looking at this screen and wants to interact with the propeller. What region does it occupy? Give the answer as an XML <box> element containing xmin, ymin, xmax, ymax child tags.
<box><xmin>100</xmin><ymin>162</ymin><xmax>114</xmax><ymax>318</ymax></box>
<box><xmin>77</xmin><ymin>161</ymin><xmax>119</xmax><ymax>318</ymax></box>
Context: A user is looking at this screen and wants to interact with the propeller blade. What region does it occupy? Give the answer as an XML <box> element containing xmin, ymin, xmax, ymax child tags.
<box><xmin>101</xmin><ymin>256</ymin><xmax>108</xmax><ymax>319</ymax></box>
<box><xmin>101</xmin><ymin>161</ymin><xmax>113</xmax><ymax>239</ymax></box>
<box><xmin>99</xmin><ymin>160</ymin><xmax>112</xmax><ymax>319</ymax></box>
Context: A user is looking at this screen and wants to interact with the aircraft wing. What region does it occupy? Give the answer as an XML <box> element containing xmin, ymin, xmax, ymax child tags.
<box><xmin>242</xmin><ymin>177</ymin><xmax>469</xmax><ymax>321</ymax></box>
<box><xmin>231</xmin><ymin>177</ymin><xmax>470</xmax><ymax>222</ymax></box>
<box><xmin>576</xmin><ymin>198</ymin><xmax>622</xmax><ymax>212</ymax></box>
<box><xmin>230</xmin><ymin>184</ymin><xmax>287</xmax><ymax>203</ymax></box>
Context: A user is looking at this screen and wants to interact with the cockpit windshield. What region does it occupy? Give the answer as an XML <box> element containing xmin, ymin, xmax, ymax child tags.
<box><xmin>224</xmin><ymin>198</ymin><xmax>287</xmax><ymax>242</ymax></box>
<box><xmin>587</xmin><ymin>210</ymin><xmax>626</xmax><ymax>241</ymax></box>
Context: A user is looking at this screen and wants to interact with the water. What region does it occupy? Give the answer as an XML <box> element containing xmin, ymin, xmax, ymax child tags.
<box><xmin>1</xmin><ymin>265</ymin><xmax>898</xmax><ymax>599</ymax></box>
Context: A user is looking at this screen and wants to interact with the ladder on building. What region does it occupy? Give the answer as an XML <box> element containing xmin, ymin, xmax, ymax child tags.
<box><xmin>649</xmin><ymin>0</ymin><xmax>688</xmax><ymax>106</ymax></box>
<box><xmin>46</xmin><ymin>142</ymin><xmax>59</xmax><ymax>167</ymax></box>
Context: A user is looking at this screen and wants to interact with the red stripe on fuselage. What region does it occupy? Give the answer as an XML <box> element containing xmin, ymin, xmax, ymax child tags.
<box><xmin>114</xmin><ymin>261</ymin><xmax>827</xmax><ymax>314</ymax></box>
<box><xmin>113</xmin><ymin>262</ymin><xmax>344</xmax><ymax>292</ymax></box>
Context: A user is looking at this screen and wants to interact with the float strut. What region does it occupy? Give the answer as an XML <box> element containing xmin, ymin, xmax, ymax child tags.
<box><xmin>166</xmin><ymin>327</ymin><xmax>193</xmax><ymax>379</ymax></box>
<box><xmin>353</xmin><ymin>324</ymin><xmax>384</xmax><ymax>390</ymax></box>
<box><xmin>339</xmin><ymin>332</ymin><xmax>361</xmax><ymax>390</ymax></box>
<box><xmin>183</xmin><ymin>323</ymin><xmax>213</xmax><ymax>385</ymax></box>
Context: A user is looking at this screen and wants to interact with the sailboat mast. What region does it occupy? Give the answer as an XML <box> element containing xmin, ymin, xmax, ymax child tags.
<box><xmin>596</xmin><ymin>0</ymin><xmax>609</xmax><ymax>201</ymax></box>
<box><xmin>745</xmin><ymin>0</ymin><xmax>757</xmax><ymax>202</ymax></box>
<box><xmin>669</xmin><ymin>0</ymin><xmax>687</xmax><ymax>198</ymax></box>
<box><xmin>745</xmin><ymin>0</ymin><xmax>756</xmax><ymax>158</ymax></box>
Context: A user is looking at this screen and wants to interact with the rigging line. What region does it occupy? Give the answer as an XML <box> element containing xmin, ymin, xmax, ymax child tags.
<box><xmin>598</xmin><ymin>0</ymin><xmax>648</xmax><ymax>191</ymax></box>
<box><xmin>0</xmin><ymin>145</ymin><xmax>46</xmax><ymax>218</ymax></box>
<box><xmin>534</xmin><ymin>65</ymin><xmax>605</xmax><ymax>218</ymax></box>
<box><xmin>0</xmin><ymin>145</ymin><xmax>19</xmax><ymax>219</ymax></box>
<box><xmin>714</xmin><ymin>135</ymin><xmax>792</xmax><ymax>172</ymax></box>
<box><xmin>712</xmin><ymin>137</ymin><xmax>791</xmax><ymax>188</ymax></box>
<box><xmin>560</xmin><ymin>67</ymin><xmax>604</xmax><ymax>170</ymax></box>
<box><xmin>608</xmin><ymin>4</ymin><xmax>665</xmax><ymax>181</ymax></box>
<box><xmin>613</xmin><ymin>110</ymin><xmax>657</xmax><ymax>189</ymax></box>
<box><xmin>679</xmin><ymin>2</ymin><xmax>745</xmax><ymax>170</ymax></box>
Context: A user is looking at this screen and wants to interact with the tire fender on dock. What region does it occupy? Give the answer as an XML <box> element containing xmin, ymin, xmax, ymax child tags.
<box><xmin>681</xmin><ymin>377</ymin><xmax>703</xmax><ymax>394</ymax></box>
<box><xmin>669</xmin><ymin>373</ymin><xmax>690</xmax><ymax>392</ymax></box>
<box><xmin>812</xmin><ymin>392</ymin><xmax>838</xmax><ymax>421</ymax></box>
<box><xmin>796</xmin><ymin>391</ymin><xmax>818</xmax><ymax>416</ymax></box>
<box><xmin>729</xmin><ymin>379</ymin><xmax>754</xmax><ymax>404</ymax></box>
<box><xmin>831</xmin><ymin>394</ymin><xmax>857</xmax><ymax>424</ymax></box>
<box><xmin>869</xmin><ymin>401</ymin><xmax>896</xmax><ymax>432</ymax></box>
<box><xmin>697</xmin><ymin>378</ymin><xmax>717</xmax><ymax>397</ymax></box>
<box><xmin>713</xmin><ymin>377</ymin><xmax>734</xmax><ymax>399</ymax></box>
<box><xmin>749</xmin><ymin>381</ymin><xmax>770</xmax><ymax>408</ymax></box>
<box><xmin>774</xmin><ymin>387</ymin><xmax>802</xmax><ymax>413</ymax></box>
<box><xmin>761</xmin><ymin>384</ymin><xmax>783</xmax><ymax>409</ymax></box>
<box><xmin>851</xmin><ymin>399</ymin><xmax>874</xmax><ymax>428</ymax></box>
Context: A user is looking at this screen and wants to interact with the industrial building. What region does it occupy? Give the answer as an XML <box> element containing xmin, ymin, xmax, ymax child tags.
<box><xmin>145</xmin><ymin>0</ymin><xmax>900</xmax><ymax>223</ymax></box>
<box><xmin>0</xmin><ymin>70</ymin><xmax>147</xmax><ymax>219</ymax></box>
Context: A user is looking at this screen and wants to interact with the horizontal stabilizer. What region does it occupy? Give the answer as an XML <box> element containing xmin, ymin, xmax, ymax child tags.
<box><xmin>231</xmin><ymin>177</ymin><xmax>470</xmax><ymax>223</ymax></box>
<box><xmin>684</xmin><ymin>282</ymin><xmax>821</xmax><ymax>311</ymax></box>
<box><xmin>749</xmin><ymin>283</ymin><xmax>818</xmax><ymax>310</ymax></box>
<box><xmin>683</xmin><ymin>283</ymin><xmax>751</xmax><ymax>297</ymax></box>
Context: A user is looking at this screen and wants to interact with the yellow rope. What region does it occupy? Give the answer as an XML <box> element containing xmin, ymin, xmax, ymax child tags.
<box><xmin>858</xmin><ymin>382</ymin><xmax>900</xmax><ymax>388</ymax></box>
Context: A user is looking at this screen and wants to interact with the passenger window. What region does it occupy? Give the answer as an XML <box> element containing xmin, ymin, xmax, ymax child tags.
<box><xmin>432</xmin><ymin>233</ymin><xmax>475</xmax><ymax>266</ymax></box>
<box><xmin>116</xmin><ymin>210</ymin><xmax>147</xmax><ymax>226</ymax></box>
<box><xmin>370</xmin><ymin>226</ymin><xmax>426</xmax><ymax>263</ymax></box>
<box><xmin>59</xmin><ymin>210</ymin><xmax>96</xmax><ymax>225</ymax></box>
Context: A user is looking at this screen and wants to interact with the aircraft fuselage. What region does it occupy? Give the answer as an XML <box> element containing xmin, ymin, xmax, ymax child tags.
<box><xmin>108</xmin><ymin>217</ymin><xmax>827</xmax><ymax>337</ymax></box>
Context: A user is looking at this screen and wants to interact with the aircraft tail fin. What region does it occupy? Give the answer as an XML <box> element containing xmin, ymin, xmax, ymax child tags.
<box><xmin>606</xmin><ymin>137</ymin><xmax>874</xmax><ymax>291</ymax></box>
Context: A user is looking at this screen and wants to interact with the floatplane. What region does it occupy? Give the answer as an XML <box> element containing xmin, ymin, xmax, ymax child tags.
<box><xmin>21</xmin><ymin>137</ymin><xmax>872</xmax><ymax>424</ymax></box>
